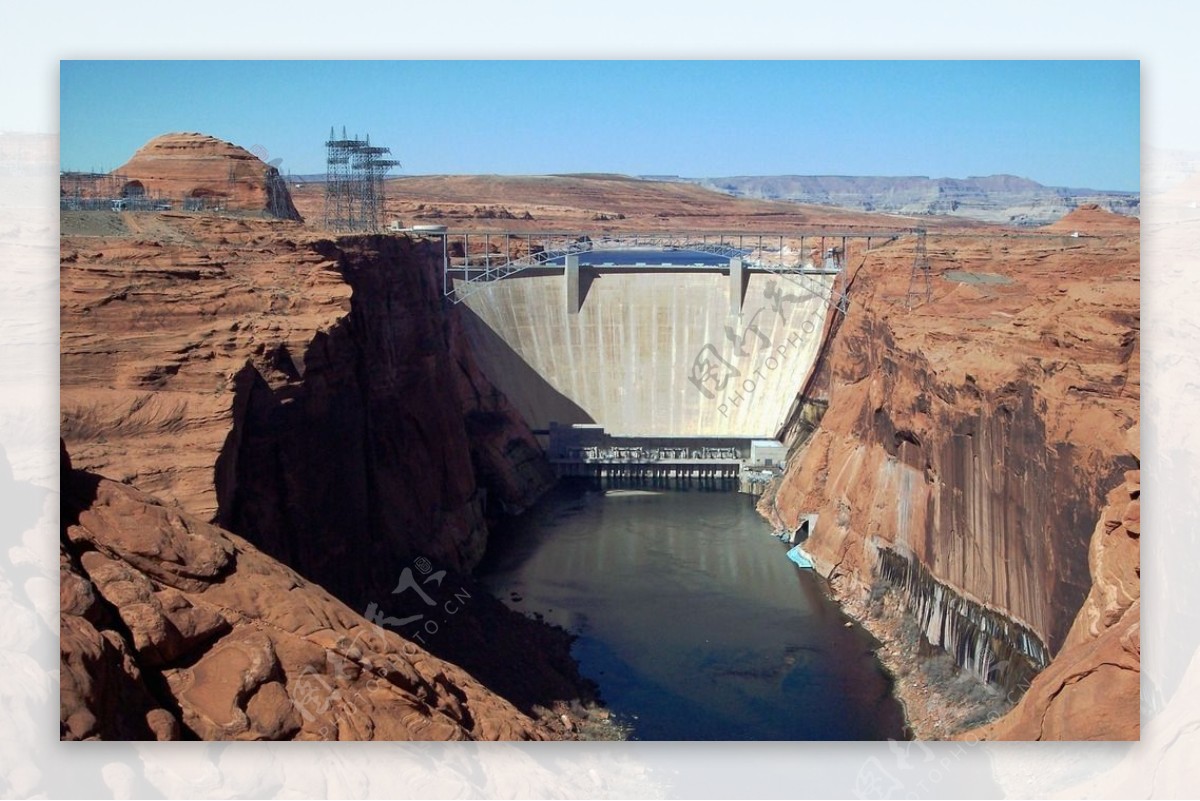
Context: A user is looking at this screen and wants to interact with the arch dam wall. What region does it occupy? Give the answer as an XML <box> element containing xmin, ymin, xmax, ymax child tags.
<box><xmin>457</xmin><ymin>270</ymin><xmax>835</xmax><ymax>438</ymax></box>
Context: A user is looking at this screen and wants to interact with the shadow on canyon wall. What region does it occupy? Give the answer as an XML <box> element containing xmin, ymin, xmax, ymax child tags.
<box><xmin>210</xmin><ymin>236</ymin><xmax>597</xmax><ymax>716</ymax></box>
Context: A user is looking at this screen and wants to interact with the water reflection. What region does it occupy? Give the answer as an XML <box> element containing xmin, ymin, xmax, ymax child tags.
<box><xmin>480</xmin><ymin>482</ymin><xmax>908</xmax><ymax>740</ymax></box>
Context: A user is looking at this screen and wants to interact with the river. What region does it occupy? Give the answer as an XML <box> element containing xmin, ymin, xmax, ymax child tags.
<box><xmin>479</xmin><ymin>482</ymin><xmax>909</xmax><ymax>740</ymax></box>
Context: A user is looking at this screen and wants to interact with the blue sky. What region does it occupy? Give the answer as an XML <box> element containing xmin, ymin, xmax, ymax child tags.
<box><xmin>60</xmin><ymin>60</ymin><xmax>1140</xmax><ymax>190</ymax></box>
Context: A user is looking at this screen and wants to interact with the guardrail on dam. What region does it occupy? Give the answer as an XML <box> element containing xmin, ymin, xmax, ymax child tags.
<box><xmin>415</xmin><ymin>229</ymin><xmax>919</xmax><ymax>439</ymax></box>
<box><xmin>432</xmin><ymin>230</ymin><xmax>906</xmax><ymax>306</ymax></box>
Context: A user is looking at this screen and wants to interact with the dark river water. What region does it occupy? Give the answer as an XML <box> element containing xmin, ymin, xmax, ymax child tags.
<box><xmin>479</xmin><ymin>483</ymin><xmax>909</xmax><ymax>740</ymax></box>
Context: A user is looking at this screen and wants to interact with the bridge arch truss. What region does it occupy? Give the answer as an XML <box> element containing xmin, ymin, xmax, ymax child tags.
<box><xmin>408</xmin><ymin>229</ymin><xmax>922</xmax><ymax>313</ymax></box>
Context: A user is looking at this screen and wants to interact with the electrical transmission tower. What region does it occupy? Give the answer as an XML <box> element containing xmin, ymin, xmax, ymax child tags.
<box><xmin>905</xmin><ymin>229</ymin><xmax>932</xmax><ymax>308</ymax></box>
<box><xmin>323</xmin><ymin>126</ymin><xmax>399</xmax><ymax>232</ymax></box>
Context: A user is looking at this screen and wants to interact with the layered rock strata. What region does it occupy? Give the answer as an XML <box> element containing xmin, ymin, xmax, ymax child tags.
<box><xmin>114</xmin><ymin>133</ymin><xmax>301</xmax><ymax>220</ymax></box>
<box><xmin>61</xmin><ymin>209</ymin><xmax>574</xmax><ymax>736</ymax></box>
<box><xmin>61</xmin><ymin>445</ymin><xmax>551</xmax><ymax>741</ymax></box>
<box><xmin>697</xmin><ymin>175</ymin><xmax>1139</xmax><ymax>226</ymax></box>
<box><xmin>62</xmin><ymin>219</ymin><xmax>552</xmax><ymax>594</ymax></box>
<box><xmin>765</xmin><ymin>208</ymin><xmax>1139</xmax><ymax>738</ymax></box>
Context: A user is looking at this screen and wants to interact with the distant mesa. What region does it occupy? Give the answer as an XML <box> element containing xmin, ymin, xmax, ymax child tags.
<box><xmin>112</xmin><ymin>132</ymin><xmax>302</xmax><ymax>221</ymax></box>
<box><xmin>695</xmin><ymin>174</ymin><xmax>1139</xmax><ymax>226</ymax></box>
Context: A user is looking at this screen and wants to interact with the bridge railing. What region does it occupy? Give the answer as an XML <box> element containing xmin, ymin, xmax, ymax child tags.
<box><xmin>757</xmin><ymin>260</ymin><xmax>850</xmax><ymax>314</ymax></box>
<box><xmin>439</xmin><ymin>229</ymin><xmax>911</xmax><ymax>306</ymax></box>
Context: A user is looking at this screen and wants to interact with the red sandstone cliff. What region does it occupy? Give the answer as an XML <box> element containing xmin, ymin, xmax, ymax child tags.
<box><xmin>61</xmin><ymin>444</ymin><xmax>550</xmax><ymax>741</ymax></box>
<box><xmin>211</xmin><ymin>233</ymin><xmax>555</xmax><ymax>593</ymax></box>
<box><xmin>114</xmin><ymin>133</ymin><xmax>302</xmax><ymax>220</ymax></box>
<box><xmin>62</xmin><ymin>213</ymin><xmax>340</xmax><ymax>519</ymax></box>
<box><xmin>62</xmin><ymin>216</ymin><xmax>552</xmax><ymax>587</ymax></box>
<box><xmin>765</xmin><ymin>207</ymin><xmax>1140</xmax><ymax>738</ymax></box>
<box><xmin>971</xmin><ymin>456</ymin><xmax>1140</xmax><ymax>740</ymax></box>
<box><xmin>61</xmin><ymin>199</ymin><xmax>576</xmax><ymax>736</ymax></box>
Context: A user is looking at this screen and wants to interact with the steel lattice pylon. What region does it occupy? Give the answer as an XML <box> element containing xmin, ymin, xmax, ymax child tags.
<box><xmin>323</xmin><ymin>127</ymin><xmax>399</xmax><ymax>232</ymax></box>
<box><xmin>905</xmin><ymin>229</ymin><xmax>931</xmax><ymax>308</ymax></box>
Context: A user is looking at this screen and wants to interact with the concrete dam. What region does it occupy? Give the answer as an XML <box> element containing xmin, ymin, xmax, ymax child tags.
<box><xmin>455</xmin><ymin>263</ymin><xmax>835</xmax><ymax>438</ymax></box>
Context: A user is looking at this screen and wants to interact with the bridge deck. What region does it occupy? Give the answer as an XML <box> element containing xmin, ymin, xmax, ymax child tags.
<box><xmin>446</xmin><ymin>263</ymin><xmax>843</xmax><ymax>275</ymax></box>
<box><xmin>550</xmin><ymin>458</ymin><xmax>744</xmax><ymax>466</ymax></box>
<box><xmin>424</xmin><ymin>229</ymin><xmax>921</xmax><ymax>305</ymax></box>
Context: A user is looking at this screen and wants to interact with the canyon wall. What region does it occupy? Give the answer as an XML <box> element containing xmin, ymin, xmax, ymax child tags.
<box><xmin>62</xmin><ymin>219</ymin><xmax>553</xmax><ymax>600</ymax></box>
<box><xmin>212</xmin><ymin>234</ymin><xmax>556</xmax><ymax>599</ymax></box>
<box><xmin>459</xmin><ymin>270</ymin><xmax>833</xmax><ymax>437</ymax></box>
<box><xmin>61</xmin><ymin>211</ymin><xmax>592</xmax><ymax>734</ymax></box>
<box><xmin>766</xmin><ymin>213</ymin><xmax>1139</xmax><ymax>737</ymax></box>
<box><xmin>973</xmin><ymin>463</ymin><xmax>1140</xmax><ymax>740</ymax></box>
<box><xmin>61</xmin><ymin>444</ymin><xmax>551</xmax><ymax>741</ymax></box>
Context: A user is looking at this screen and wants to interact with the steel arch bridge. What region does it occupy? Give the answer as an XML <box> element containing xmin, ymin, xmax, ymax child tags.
<box><xmin>394</xmin><ymin>228</ymin><xmax>924</xmax><ymax>313</ymax></box>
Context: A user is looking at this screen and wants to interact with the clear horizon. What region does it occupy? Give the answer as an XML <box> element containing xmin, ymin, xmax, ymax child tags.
<box><xmin>60</xmin><ymin>60</ymin><xmax>1140</xmax><ymax>192</ymax></box>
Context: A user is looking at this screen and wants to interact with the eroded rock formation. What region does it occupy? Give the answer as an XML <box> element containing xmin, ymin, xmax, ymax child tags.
<box><xmin>765</xmin><ymin>206</ymin><xmax>1140</xmax><ymax>738</ymax></box>
<box><xmin>61</xmin><ymin>195</ymin><xmax>575</xmax><ymax>737</ymax></box>
<box><xmin>62</xmin><ymin>218</ymin><xmax>553</xmax><ymax>594</ymax></box>
<box><xmin>971</xmin><ymin>456</ymin><xmax>1140</xmax><ymax>740</ymax></box>
<box><xmin>212</xmin><ymin>234</ymin><xmax>555</xmax><ymax>597</ymax></box>
<box><xmin>115</xmin><ymin>133</ymin><xmax>301</xmax><ymax>220</ymax></box>
<box><xmin>61</xmin><ymin>444</ymin><xmax>551</xmax><ymax>741</ymax></box>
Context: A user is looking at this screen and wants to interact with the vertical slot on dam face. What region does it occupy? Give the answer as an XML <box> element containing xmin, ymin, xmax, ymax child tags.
<box><xmin>457</xmin><ymin>270</ymin><xmax>835</xmax><ymax>439</ymax></box>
